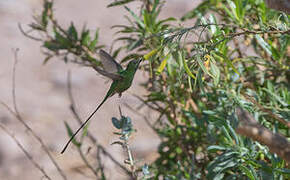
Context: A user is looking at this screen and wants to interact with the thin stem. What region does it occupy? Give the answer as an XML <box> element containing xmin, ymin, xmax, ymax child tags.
<box><xmin>9</xmin><ymin>49</ymin><xmax>67</xmax><ymax>180</ymax></box>
<box><xmin>96</xmin><ymin>147</ymin><xmax>106</xmax><ymax>179</ymax></box>
<box><xmin>77</xmin><ymin>148</ymin><xmax>99</xmax><ymax>177</ymax></box>
<box><xmin>0</xmin><ymin>124</ymin><xmax>52</xmax><ymax>180</ymax></box>
<box><xmin>18</xmin><ymin>23</ymin><xmax>43</xmax><ymax>42</ymax></box>
<box><xmin>124</xmin><ymin>140</ymin><xmax>137</xmax><ymax>179</ymax></box>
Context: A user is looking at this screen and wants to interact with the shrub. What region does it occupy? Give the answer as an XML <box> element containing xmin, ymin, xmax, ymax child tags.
<box><xmin>23</xmin><ymin>0</ymin><xmax>289</xmax><ymax>179</ymax></box>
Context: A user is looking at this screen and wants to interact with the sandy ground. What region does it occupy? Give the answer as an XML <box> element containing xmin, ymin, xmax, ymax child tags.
<box><xmin>0</xmin><ymin>0</ymin><xmax>198</xmax><ymax>179</ymax></box>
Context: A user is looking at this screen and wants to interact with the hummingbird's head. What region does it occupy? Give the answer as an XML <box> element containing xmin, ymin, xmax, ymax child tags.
<box><xmin>126</xmin><ymin>58</ymin><xmax>142</xmax><ymax>71</ymax></box>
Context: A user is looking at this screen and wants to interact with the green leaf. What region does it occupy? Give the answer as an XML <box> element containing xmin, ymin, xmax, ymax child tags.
<box><xmin>255</xmin><ymin>35</ymin><xmax>280</xmax><ymax>60</ymax></box>
<box><xmin>213</xmin><ymin>173</ymin><xmax>224</xmax><ymax>180</ymax></box>
<box><xmin>166</xmin><ymin>53</ymin><xmax>176</xmax><ymax>78</ymax></box>
<box><xmin>81</xmin><ymin>122</ymin><xmax>89</xmax><ymax>140</ymax></box>
<box><xmin>239</xmin><ymin>166</ymin><xmax>256</xmax><ymax>180</ymax></box>
<box><xmin>274</xmin><ymin>168</ymin><xmax>290</xmax><ymax>174</ymax></box>
<box><xmin>263</xmin><ymin>88</ymin><xmax>288</xmax><ymax>107</ymax></box>
<box><xmin>143</xmin><ymin>11</ymin><xmax>152</xmax><ymax>32</ymax></box>
<box><xmin>112</xmin><ymin>117</ymin><xmax>121</xmax><ymax>129</ymax></box>
<box><xmin>157</xmin><ymin>17</ymin><xmax>176</xmax><ymax>27</ymax></box>
<box><xmin>210</xmin><ymin>59</ymin><xmax>220</xmax><ymax>86</ymax></box>
<box><xmin>114</xmin><ymin>37</ymin><xmax>135</xmax><ymax>42</ymax></box>
<box><xmin>157</xmin><ymin>54</ymin><xmax>170</xmax><ymax>73</ymax></box>
<box><xmin>227</xmin><ymin>0</ymin><xmax>239</xmax><ymax>22</ymax></box>
<box><xmin>181</xmin><ymin>52</ymin><xmax>196</xmax><ymax>79</ymax></box>
<box><xmin>222</xmin><ymin>3</ymin><xmax>235</xmax><ymax>22</ymax></box>
<box><xmin>124</xmin><ymin>6</ymin><xmax>144</xmax><ymax>29</ymax></box>
<box><xmin>41</xmin><ymin>0</ymin><xmax>53</xmax><ymax>28</ymax></box>
<box><xmin>196</xmin><ymin>55</ymin><xmax>210</xmax><ymax>76</ymax></box>
<box><xmin>196</xmin><ymin>68</ymin><xmax>205</xmax><ymax>93</ymax></box>
<box><xmin>89</xmin><ymin>30</ymin><xmax>99</xmax><ymax>51</ymax></box>
<box><xmin>112</xmin><ymin>47</ymin><xmax>124</xmax><ymax>59</ymax></box>
<box><xmin>68</xmin><ymin>23</ymin><xmax>78</xmax><ymax>41</ymax></box>
<box><xmin>213</xmin><ymin>52</ymin><xmax>240</xmax><ymax>75</ymax></box>
<box><xmin>54</xmin><ymin>29</ymin><xmax>71</xmax><ymax>49</ymax></box>
<box><xmin>120</xmin><ymin>53</ymin><xmax>140</xmax><ymax>63</ymax></box>
<box><xmin>203</xmin><ymin>110</ymin><xmax>217</xmax><ymax>115</ymax></box>
<box><xmin>43</xmin><ymin>41</ymin><xmax>63</xmax><ymax>51</ymax></box>
<box><xmin>81</xmin><ymin>30</ymin><xmax>90</xmax><ymax>46</ymax></box>
<box><xmin>107</xmin><ymin>0</ymin><xmax>134</xmax><ymax>7</ymax></box>
<box><xmin>41</xmin><ymin>9</ymin><xmax>48</xmax><ymax>28</ymax></box>
<box><xmin>221</xmin><ymin>126</ymin><xmax>232</xmax><ymax>142</ymax></box>
<box><xmin>147</xmin><ymin>92</ymin><xmax>166</xmax><ymax>101</ymax></box>
<box><xmin>89</xmin><ymin>38</ymin><xmax>98</xmax><ymax>51</ymax></box>
<box><xmin>208</xmin><ymin>14</ymin><xmax>219</xmax><ymax>35</ymax></box>
<box><xmin>42</xmin><ymin>55</ymin><xmax>52</xmax><ymax>65</ymax></box>
<box><xmin>64</xmin><ymin>121</ymin><xmax>81</xmax><ymax>147</ymax></box>
<box><xmin>144</xmin><ymin>48</ymin><xmax>159</xmax><ymax>60</ymax></box>
<box><xmin>128</xmin><ymin>39</ymin><xmax>143</xmax><ymax>51</ymax></box>
<box><xmin>207</xmin><ymin>145</ymin><xmax>227</xmax><ymax>153</ymax></box>
<box><xmin>226</xmin><ymin>121</ymin><xmax>239</xmax><ymax>145</ymax></box>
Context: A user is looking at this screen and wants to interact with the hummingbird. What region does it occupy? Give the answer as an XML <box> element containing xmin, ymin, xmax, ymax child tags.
<box><xmin>61</xmin><ymin>50</ymin><xmax>141</xmax><ymax>153</ymax></box>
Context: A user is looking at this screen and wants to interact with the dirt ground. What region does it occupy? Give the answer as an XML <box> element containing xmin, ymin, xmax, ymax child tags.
<box><xmin>0</xmin><ymin>0</ymin><xmax>198</xmax><ymax>179</ymax></box>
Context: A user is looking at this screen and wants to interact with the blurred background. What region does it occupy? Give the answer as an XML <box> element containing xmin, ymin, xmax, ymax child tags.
<box><xmin>0</xmin><ymin>0</ymin><xmax>197</xmax><ymax>179</ymax></box>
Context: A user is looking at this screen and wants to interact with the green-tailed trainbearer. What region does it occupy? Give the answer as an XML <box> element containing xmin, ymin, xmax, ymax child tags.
<box><xmin>61</xmin><ymin>50</ymin><xmax>141</xmax><ymax>153</ymax></box>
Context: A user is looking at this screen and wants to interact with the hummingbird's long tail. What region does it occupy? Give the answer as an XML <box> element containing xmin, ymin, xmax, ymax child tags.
<box><xmin>61</xmin><ymin>94</ymin><xmax>110</xmax><ymax>154</ymax></box>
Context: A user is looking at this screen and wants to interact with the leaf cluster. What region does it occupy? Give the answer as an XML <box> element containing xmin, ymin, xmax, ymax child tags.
<box><xmin>25</xmin><ymin>0</ymin><xmax>290</xmax><ymax>179</ymax></box>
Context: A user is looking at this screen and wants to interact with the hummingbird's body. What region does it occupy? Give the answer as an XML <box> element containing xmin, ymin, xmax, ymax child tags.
<box><xmin>61</xmin><ymin>50</ymin><xmax>141</xmax><ymax>153</ymax></box>
<box><xmin>110</xmin><ymin>62</ymin><xmax>140</xmax><ymax>96</ymax></box>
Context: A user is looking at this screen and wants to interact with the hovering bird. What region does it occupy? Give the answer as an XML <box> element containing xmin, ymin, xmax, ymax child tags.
<box><xmin>61</xmin><ymin>50</ymin><xmax>141</xmax><ymax>153</ymax></box>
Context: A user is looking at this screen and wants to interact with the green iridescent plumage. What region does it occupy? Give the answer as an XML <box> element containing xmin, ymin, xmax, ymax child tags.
<box><xmin>61</xmin><ymin>50</ymin><xmax>141</xmax><ymax>153</ymax></box>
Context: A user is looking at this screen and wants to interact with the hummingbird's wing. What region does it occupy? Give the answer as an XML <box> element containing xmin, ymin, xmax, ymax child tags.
<box><xmin>91</xmin><ymin>49</ymin><xmax>124</xmax><ymax>81</ymax></box>
<box><xmin>92</xmin><ymin>65</ymin><xmax>124</xmax><ymax>81</ymax></box>
<box><xmin>99</xmin><ymin>50</ymin><xmax>123</xmax><ymax>73</ymax></box>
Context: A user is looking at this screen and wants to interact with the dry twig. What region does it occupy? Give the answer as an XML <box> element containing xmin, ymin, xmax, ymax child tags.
<box><xmin>0</xmin><ymin>123</ymin><xmax>51</xmax><ymax>180</ymax></box>
<box><xmin>0</xmin><ymin>49</ymin><xmax>67</xmax><ymax>180</ymax></box>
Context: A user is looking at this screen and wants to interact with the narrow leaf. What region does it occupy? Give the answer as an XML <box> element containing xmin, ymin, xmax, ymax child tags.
<box><xmin>144</xmin><ymin>48</ymin><xmax>159</xmax><ymax>60</ymax></box>
<box><xmin>68</xmin><ymin>23</ymin><xmax>78</xmax><ymax>41</ymax></box>
<box><xmin>182</xmin><ymin>53</ymin><xmax>196</xmax><ymax>79</ymax></box>
<box><xmin>157</xmin><ymin>54</ymin><xmax>170</xmax><ymax>73</ymax></box>
<box><xmin>112</xmin><ymin>117</ymin><xmax>121</xmax><ymax>129</ymax></box>
<box><xmin>107</xmin><ymin>0</ymin><xmax>134</xmax><ymax>7</ymax></box>
<box><xmin>124</xmin><ymin>6</ymin><xmax>144</xmax><ymax>28</ymax></box>
<box><xmin>64</xmin><ymin>121</ymin><xmax>81</xmax><ymax>147</ymax></box>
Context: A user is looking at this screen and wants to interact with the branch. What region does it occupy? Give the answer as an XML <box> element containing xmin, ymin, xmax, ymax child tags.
<box><xmin>235</xmin><ymin>108</ymin><xmax>290</xmax><ymax>163</ymax></box>
<box><xmin>2</xmin><ymin>49</ymin><xmax>68</xmax><ymax>180</ymax></box>
<box><xmin>18</xmin><ymin>23</ymin><xmax>43</xmax><ymax>42</ymax></box>
<box><xmin>0</xmin><ymin>124</ymin><xmax>51</xmax><ymax>180</ymax></box>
